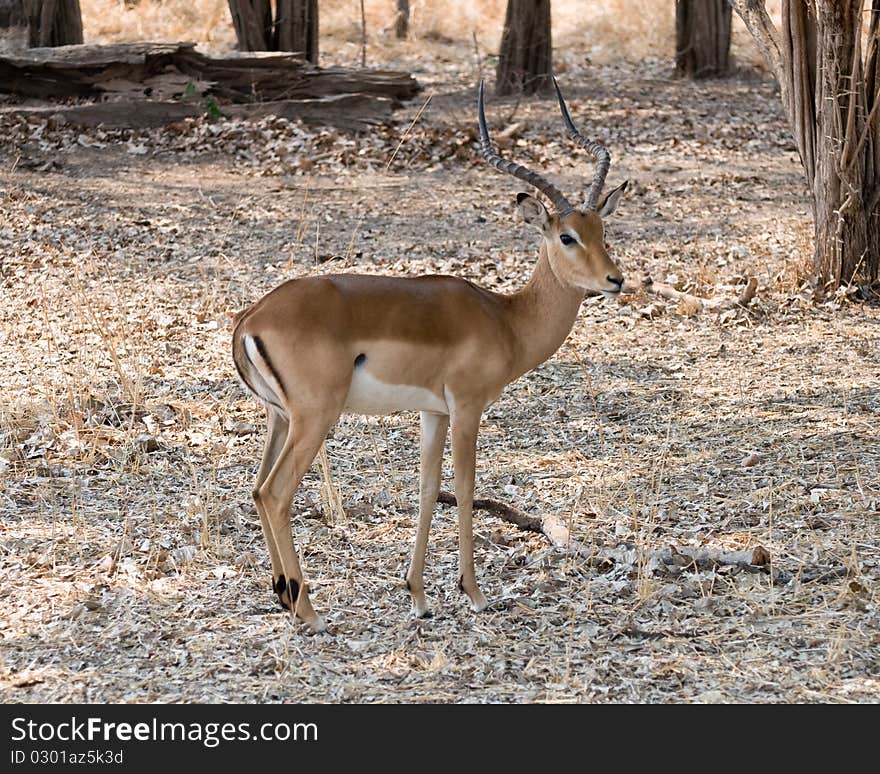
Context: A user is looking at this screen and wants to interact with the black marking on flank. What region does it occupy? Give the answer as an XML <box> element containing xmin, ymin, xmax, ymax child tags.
<box><xmin>253</xmin><ymin>335</ymin><xmax>287</xmax><ymax>398</ymax></box>
<box><xmin>354</xmin><ymin>353</ymin><xmax>366</xmax><ymax>367</ymax></box>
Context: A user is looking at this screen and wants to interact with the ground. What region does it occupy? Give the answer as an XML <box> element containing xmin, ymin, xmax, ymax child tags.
<box><xmin>1</xmin><ymin>44</ymin><xmax>878</xmax><ymax>703</ymax></box>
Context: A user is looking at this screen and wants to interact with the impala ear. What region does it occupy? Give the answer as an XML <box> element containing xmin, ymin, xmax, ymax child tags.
<box><xmin>597</xmin><ymin>180</ymin><xmax>628</xmax><ymax>217</ymax></box>
<box><xmin>516</xmin><ymin>192</ymin><xmax>550</xmax><ymax>231</ymax></box>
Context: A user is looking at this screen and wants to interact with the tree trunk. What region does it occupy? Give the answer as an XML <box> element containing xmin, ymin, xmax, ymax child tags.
<box><xmin>228</xmin><ymin>0</ymin><xmax>318</xmax><ymax>63</ymax></box>
<box><xmin>395</xmin><ymin>0</ymin><xmax>409</xmax><ymax>39</ymax></box>
<box><xmin>675</xmin><ymin>0</ymin><xmax>732</xmax><ymax>78</ymax></box>
<box><xmin>732</xmin><ymin>0</ymin><xmax>880</xmax><ymax>292</ymax></box>
<box><xmin>274</xmin><ymin>0</ymin><xmax>318</xmax><ymax>62</ymax></box>
<box><xmin>227</xmin><ymin>0</ymin><xmax>272</xmax><ymax>50</ymax></box>
<box><xmin>496</xmin><ymin>0</ymin><xmax>552</xmax><ymax>96</ymax></box>
<box><xmin>23</xmin><ymin>0</ymin><xmax>82</xmax><ymax>46</ymax></box>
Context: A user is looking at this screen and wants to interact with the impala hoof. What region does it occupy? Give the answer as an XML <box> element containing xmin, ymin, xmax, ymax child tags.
<box><xmin>412</xmin><ymin>602</ymin><xmax>433</xmax><ymax>619</ymax></box>
<box><xmin>469</xmin><ymin>592</ymin><xmax>489</xmax><ymax>613</ymax></box>
<box><xmin>459</xmin><ymin>575</ymin><xmax>488</xmax><ymax>612</ymax></box>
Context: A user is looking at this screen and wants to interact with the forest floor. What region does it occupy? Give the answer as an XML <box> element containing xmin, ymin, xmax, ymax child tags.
<box><xmin>1</xmin><ymin>46</ymin><xmax>879</xmax><ymax>703</ymax></box>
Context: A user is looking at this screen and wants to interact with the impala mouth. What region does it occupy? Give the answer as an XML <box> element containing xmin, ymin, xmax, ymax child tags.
<box><xmin>602</xmin><ymin>275</ymin><xmax>624</xmax><ymax>298</ymax></box>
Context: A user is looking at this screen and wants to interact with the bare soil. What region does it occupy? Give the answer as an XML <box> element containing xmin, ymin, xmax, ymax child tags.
<box><xmin>1</xmin><ymin>54</ymin><xmax>878</xmax><ymax>704</ymax></box>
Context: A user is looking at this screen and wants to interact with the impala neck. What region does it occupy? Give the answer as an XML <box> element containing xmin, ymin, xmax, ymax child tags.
<box><xmin>506</xmin><ymin>242</ymin><xmax>586</xmax><ymax>382</ymax></box>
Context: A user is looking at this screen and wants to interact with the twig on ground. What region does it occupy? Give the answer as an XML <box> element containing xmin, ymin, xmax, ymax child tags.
<box><xmin>438</xmin><ymin>492</ymin><xmax>774</xmax><ymax>579</ymax></box>
<box><xmin>622</xmin><ymin>275</ymin><xmax>759</xmax><ymax>315</ymax></box>
<box><xmin>437</xmin><ymin>490</ymin><xmax>571</xmax><ymax>547</ymax></box>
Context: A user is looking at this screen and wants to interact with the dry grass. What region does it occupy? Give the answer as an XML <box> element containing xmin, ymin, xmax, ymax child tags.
<box><xmin>75</xmin><ymin>0</ymin><xmax>790</xmax><ymax>79</ymax></box>
<box><xmin>79</xmin><ymin>0</ymin><xmax>771</xmax><ymax>67</ymax></box>
<box><xmin>81</xmin><ymin>0</ymin><xmax>236</xmax><ymax>50</ymax></box>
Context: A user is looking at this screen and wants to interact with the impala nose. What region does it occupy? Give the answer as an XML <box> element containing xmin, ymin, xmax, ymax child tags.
<box><xmin>606</xmin><ymin>275</ymin><xmax>624</xmax><ymax>293</ymax></box>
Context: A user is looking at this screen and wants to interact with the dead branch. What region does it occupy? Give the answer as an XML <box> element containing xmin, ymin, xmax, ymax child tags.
<box><xmin>729</xmin><ymin>0</ymin><xmax>784</xmax><ymax>86</ymax></box>
<box><xmin>437</xmin><ymin>490</ymin><xmax>572</xmax><ymax>548</ymax></box>
<box><xmin>622</xmin><ymin>275</ymin><xmax>758</xmax><ymax>314</ymax></box>
<box><xmin>437</xmin><ymin>491</ymin><xmax>773</xmax><ymax>578</ymax></box>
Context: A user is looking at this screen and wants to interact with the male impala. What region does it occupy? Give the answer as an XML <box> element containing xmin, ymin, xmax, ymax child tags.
<box><xmin>232</xmin><ymin>79</ymin><xmax>628</xmax><ymax>631</ymax></box>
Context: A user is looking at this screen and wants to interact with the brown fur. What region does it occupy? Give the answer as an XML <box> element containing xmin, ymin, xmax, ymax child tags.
<box><xmin>232</xmin><ymin>193</ymin><xmax>626</xmax><ymax>630</ymax></box>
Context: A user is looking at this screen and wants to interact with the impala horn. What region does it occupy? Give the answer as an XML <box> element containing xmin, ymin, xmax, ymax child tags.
<box><xmin>477</xmin><ymin>79</ymin><xmax>575</xmax><ymax>217</ymax></box>
<box><xmin>553</xmin><ymin>76</ymin><xmax>611</xmax><ymax>212</ymax></box>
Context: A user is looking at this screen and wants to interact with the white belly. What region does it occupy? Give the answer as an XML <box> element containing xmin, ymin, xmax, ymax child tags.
<box><xmin>344</xmin><ymin>368</ymin><xmax>448</xmax><ymax>415</ymax></box>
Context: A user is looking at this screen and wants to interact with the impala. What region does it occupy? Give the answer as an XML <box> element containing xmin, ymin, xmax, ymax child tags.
<box><xmin>232</xmin><ymin>79</ymin><xmax>628</xmax><ymax>631</ymax></box>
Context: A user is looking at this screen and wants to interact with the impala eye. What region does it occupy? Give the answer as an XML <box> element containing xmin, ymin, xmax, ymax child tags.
<box><xmin>560</xmin><ymin>234</ymin><xmax>575</xmax><ymax>246</ymax></box>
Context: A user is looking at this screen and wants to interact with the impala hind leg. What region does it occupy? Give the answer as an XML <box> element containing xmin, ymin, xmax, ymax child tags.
<box><xmin>253</xmin><ymin>408</ymin><xmax>291</xmax><ymax>610</ymax></box>
<box><xmin>406</xmin><ymin>411</ymin><xmax>449</xmax><ymax>618</ymax></box>
<box><xmin>254</xmin><ymin>406</ymin><xmax>343</xmax><ymax>632</ymax></box>
<box><xmin>450</xmin><ymin>406</ymin><xmax>489</xmax><ymax>612</ymax></box>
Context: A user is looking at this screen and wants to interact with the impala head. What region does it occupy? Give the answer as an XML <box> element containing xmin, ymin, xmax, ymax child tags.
<box><xmin>477</xmin><ymin>79</ymin><xmax>627</xmax><ymax>298</ymax></box>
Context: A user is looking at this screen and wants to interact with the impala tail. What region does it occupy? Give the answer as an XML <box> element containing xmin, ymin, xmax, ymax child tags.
<box><xmin>232</xmin><ymin>324</ymin><xmax>287</xmax><ymax>414</ymax></box>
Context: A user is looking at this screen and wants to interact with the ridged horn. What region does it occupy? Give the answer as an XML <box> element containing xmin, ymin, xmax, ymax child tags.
<box><xmin>553</xmin><ymin>76</ymin><xmax>611</xmax><ymax>212</ymax></box>
<box><xmin>477</xmin><ymin>80</ymin><xmax>574</xmax><ymax>217</ymax></box>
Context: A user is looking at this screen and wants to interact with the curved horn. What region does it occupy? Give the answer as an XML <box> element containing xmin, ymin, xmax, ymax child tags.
<box><xmin>477</xmin><ymin>80</ymin><xmax>574</xmax><ymax>217</ymax></box>
<box><xmin>553</xmin><ymin>77</ymin><xmax>610</xmax><ymax>212</ymax></box>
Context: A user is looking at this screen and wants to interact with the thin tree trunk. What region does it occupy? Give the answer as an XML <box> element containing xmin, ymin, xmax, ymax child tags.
<box><xmin>359</xmin><ymin>0</ymin><xmax>366</xmax><ymax>67</ymax></box>
<box><xmin>395</xmin><ymin>0</ymin><xmax>409</xmax><ymax>39</ymax></box>
<box><xmin>24</xmin><ymin>0</ymin><xmax>82</xmax><ymax>46</ymax></box>
<box><xmin>675</xmin><ymin>0</ymin><xmax>732</xmax><ymax>78</ymax></box>
<box><xmin>496</xmin><ymin>0</ymin><xmax>552</xmax><ymax>96</ymax></box>
<box><xmin>732</xmin><ymin>0</ymin><xmax>880</xmax><ymax>291</ymax></box>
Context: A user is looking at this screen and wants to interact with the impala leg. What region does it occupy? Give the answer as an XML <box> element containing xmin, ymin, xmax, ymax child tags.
<box><xmin>253</xmin><ymin>408</ymin><xmax>290</xmax><ymax>609</ymax></box>
<box><xmin>450</xmin><ymin>407</ymin><xmax>489</xmax><ymax>612</ymax></box>
<box><xmin>406</xmin><ymin>411</ymin><xmax>449</xmax><ymax>618</ymax></box>
<box><xmin>255</xmin><ymin>407</ymin><xmax>342</xmax><ymax>632</ymax></box>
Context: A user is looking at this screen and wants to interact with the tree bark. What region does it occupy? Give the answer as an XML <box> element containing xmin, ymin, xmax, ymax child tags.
<box><xmin>395</xmin><ymin>0</ymin><xmax>409</xmax><ymax>39</ymax></box>
<box><xmin>228</xmin><ymin>0</ymin><xmax>318</xmax><ymax>63</ymax></box>
<box><xmin>274</xmin><ymin>0</ymin><xmax>317</xmax><ymax>62</ymax></box>
<box><xmin>496</xmin><ymin>0</ymin><xmax>552</xmax><ymax>95</ymax></box>
<box><xmin>21</xmin><ymin>0</ymin><xmax>82</xmax><ymax>46</ymax></box>
<box><xmin>731</xmin><ymin>0</ymin><xmax>880</xmax><ymax>291</ymax></box>
<box><xmin>675</xmin><ymin>0</ymin><xmax>732</xmax><ymax>78</ymax></box>
<box><xmin>227</xmin><ymin>0</ymin><xmax>272</xmax><ymax>51</ymax></box>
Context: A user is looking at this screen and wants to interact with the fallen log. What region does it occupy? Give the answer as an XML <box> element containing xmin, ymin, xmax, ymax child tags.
<box><xmin>0</xmin><ymin>41</ymin><xmax>421</xmax><ymax>103</ymax></box>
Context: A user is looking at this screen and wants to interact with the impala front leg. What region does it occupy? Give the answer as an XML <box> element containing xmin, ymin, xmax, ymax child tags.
<box><xmin>450</xmin><ymin>406</ymin><xmax>489</xmax><ymax>612</ymax></box>
<box><xmin>406</xmin><ymin>411</ymin><xmax>449</xmax><ymax>617</ymax></box>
